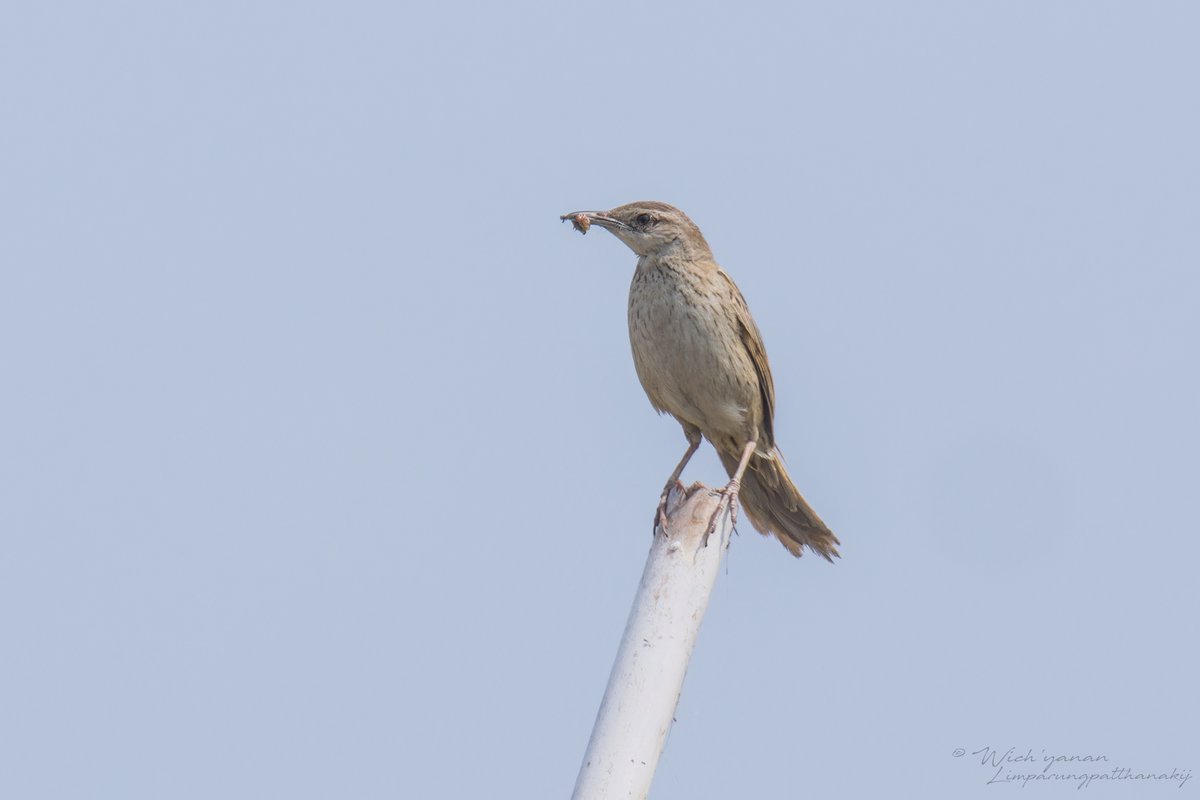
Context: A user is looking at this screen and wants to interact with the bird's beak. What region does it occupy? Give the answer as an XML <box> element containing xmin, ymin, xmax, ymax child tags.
<box><xmin>560</xmin><ymin>210</ymin><xmax>630</xmax><ymax>234</ymax></box>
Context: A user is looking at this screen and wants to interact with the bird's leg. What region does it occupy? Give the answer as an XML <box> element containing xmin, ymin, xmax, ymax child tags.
<box><xmin>705</xmin><ymin>440</ymin><xmax>757</xmax><ymax>543</ymax></box>
<box><xmin>654</xmin><ymin>424</ymin><xmax>703</xmax><ymax>534</ymax></box>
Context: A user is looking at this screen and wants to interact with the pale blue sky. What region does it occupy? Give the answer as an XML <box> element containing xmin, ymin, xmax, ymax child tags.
<box><xmin>2</xmin><ymin>2</ymin><xmax>1197</xmax><ymax>798</ymax></box>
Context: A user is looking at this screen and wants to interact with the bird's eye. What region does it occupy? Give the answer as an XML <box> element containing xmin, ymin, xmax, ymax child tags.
<box><xmin>635</xmin><ymin>213</ymin><xmax>653</xmax><ymax>226</ymax></box>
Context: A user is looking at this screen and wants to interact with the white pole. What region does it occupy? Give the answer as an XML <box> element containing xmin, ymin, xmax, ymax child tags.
<box><xmin>571</xmin><ymin>482</ymin><xmax>733</xmax><ymax>800</ymax></box>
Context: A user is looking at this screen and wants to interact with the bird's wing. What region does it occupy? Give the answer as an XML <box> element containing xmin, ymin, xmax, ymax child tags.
<box><xmin>716</xmin><ymin>268</ymin><xmax>776</xmax><ymax>449</ymax></box>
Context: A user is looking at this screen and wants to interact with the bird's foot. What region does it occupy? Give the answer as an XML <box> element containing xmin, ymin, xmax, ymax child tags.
<box><xmin>703</xmin><ymin>479</ymin><xmax>741</xmax><ymax>546</ymax></box>
<box><xmin>653</xmin><ymin>479</ymin><xmax>684</xmax><ymax>535</ymax></box>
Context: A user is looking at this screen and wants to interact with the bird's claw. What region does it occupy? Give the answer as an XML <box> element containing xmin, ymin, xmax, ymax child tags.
<box><xmin>653</xmin><ymin>480</ymin><xmax>685</xmax><ymax>535</ymax></box>
<box><xmin>702</xmin><ymin>479</ymin><xmax>740</xmax><ymax>547</ymax></box>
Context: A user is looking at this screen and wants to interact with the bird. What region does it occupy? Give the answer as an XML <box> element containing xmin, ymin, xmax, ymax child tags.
<box><xmin>560</xmin><ymin>201</ymin><xmax>839</xmax><ymax>561</ymax></box>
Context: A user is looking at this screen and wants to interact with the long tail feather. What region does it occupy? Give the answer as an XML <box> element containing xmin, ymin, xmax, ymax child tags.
<box><xmin>718</xmin><ymin>447</ymin><xmax>840</xmax><ymax>561</ymax></box>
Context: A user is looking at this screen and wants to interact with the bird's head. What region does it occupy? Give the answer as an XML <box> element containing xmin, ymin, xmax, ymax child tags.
<box><xmin>561</xmin><ymin>201</ymin><xmax>711</xmax><ymax>259</ymax></box>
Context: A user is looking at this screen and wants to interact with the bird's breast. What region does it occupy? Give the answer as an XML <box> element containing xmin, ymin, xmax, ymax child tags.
<box><xmin>627</xmin><ymin>260</ymin><xmax>757</xmax><ymax>437</ymax></box>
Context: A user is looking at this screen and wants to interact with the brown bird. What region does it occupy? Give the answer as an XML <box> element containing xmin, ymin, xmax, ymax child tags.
<box><xmin>561</xmin><ymin>201</ymin><xmax>839</xmax><ymax>561</ymax></box>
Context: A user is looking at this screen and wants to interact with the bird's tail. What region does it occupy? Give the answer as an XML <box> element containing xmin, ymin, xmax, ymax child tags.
<box><xmin>718</xmin><ymin>447</ymin><xmax>840</xmax><ymax>561</ymax></box>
